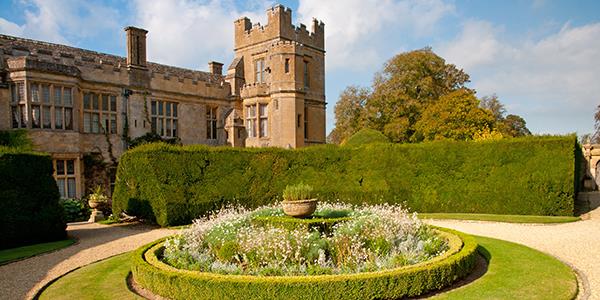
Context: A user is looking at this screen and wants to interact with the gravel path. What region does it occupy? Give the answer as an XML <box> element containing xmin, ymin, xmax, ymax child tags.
<box><xmin>426</xmin><ymin>191</ymin><xmax>600</xmax><ymax>300</ymax></box>
<box><xmin>0</xmin><ymin>222</ymin><xmax>174</xmax><ymax>300</ymax></box>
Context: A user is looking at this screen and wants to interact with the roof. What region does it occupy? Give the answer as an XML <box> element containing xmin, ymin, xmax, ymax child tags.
<box><xmin>0</xmin><ymin>33</ymin><xmax>222</xmax><ymax>82</ymax></box>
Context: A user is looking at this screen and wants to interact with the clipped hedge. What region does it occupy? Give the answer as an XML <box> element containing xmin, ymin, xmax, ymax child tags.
<box><xmin>132</xmin><ymin>228</ymin><xmax>478</xmax><ymax>299</ymax></box>
<box><xmin>0</xmin><ymin>147</ymin><xmax>66</xmax><ymax>249</ymax></box>
<box><xmin>343</xmin><ymin>128</ymin><xmax>390</xmax><ymax>146</ymax></box>
<box><xmin>113</xmin><ymin>136</ymin><xmax>579</xmax><ymax>226</ymax></box>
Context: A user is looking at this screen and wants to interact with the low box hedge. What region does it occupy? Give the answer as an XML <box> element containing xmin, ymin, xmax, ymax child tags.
<box><xmin>131</xmin><ymin>228</ymin><xmax>478</xmax><ymax>299</ymax></box>
<box><xmin>113</xmin><ymin>136</ymin><xmax>579</xmax><ymax>227</ymax></box>
<box><xmin>0</xmin><ymin>147</ymin><xmax>66</xmax><ymax>249</ymax></box>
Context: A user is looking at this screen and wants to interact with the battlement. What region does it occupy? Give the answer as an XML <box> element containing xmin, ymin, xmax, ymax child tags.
<box><xmin>0</xmin><ymin>34</ymin><xmax>224</xmax><ymax>85</ymax></box>
<box><xmin>234</xmin><ymin>5</ymin><xmax>324</xmax><ymax>51</ymax></box>
<box><xmin>240</xmin><ymin>82</ymin><xmax>269</xmax><ymax>95</ymax></box>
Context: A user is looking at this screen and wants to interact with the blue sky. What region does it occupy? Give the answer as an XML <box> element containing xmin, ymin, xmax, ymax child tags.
<box><xmin>1</xmin><ymin>0</ymin><xmax>599</xmax><ymax>136</ymax></box>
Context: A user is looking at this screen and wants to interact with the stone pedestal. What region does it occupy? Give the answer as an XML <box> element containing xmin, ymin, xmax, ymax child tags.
<box><xmin>88</xmin><ymin>209</ymin><xmax>105</xmax><ymax>222</ymax></box>
<box><xmin>584</xmin><ymin>179</ymin><xmax>597</xmax><ymax>191</ymax></box>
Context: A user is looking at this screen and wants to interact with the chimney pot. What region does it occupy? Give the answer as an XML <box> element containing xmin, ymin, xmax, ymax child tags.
<box><xmin>125</xmin><ymin>26</ymin><xmax>148</xmax><ymax>69</ymax></box>
<box><xmin>208</xmin><ymin>61</ymin><xmax>224</xmax><ymax>75</ymax></box>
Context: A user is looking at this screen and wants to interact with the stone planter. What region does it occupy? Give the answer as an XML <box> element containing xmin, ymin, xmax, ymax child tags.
<box><xmin>282</xmin><ymin>199</ymin><xmax>317</xmax><ymax>218</ymax></box>
<box><xmin>88</xmin><ymin>200</ymin><xmax>105</xmax><ymax>222</ymax></box>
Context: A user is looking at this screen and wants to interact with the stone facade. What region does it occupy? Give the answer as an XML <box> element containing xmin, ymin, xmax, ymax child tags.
<box><xmin>0</xmin><ymin>5</ymin><xmax>326</xmax><ymax>198</ymax></box>
<box><xmin>229</xmin><ymin>5</ymin><xmax>326</xmax><ymax>148</ymax></box>
<box><xmin>583</xmin><ymin>144</ymin><xmax>600</xmax><ymax>190</ymax></box>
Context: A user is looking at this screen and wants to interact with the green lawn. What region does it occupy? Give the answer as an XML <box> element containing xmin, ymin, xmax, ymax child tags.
<box><xmin>38</xmin><ymin>252</ymin><xmax>142</xmax><ymax>300</ymax></box>
<box><xmin>432</xmin><ymin>236</ymin><xmax>578</xmax><ymax>299</ymax></box>
<box><xmin>0</xmin><ymin>238</ymin><xmax>76</xmax><ymax>265</ymax></box>
<box><xmin>419</xmin><ymin>213</ymin><xmax>580</xmax><ymax>224</ymax></box>
<box><xmin>38</xmin><ymin>235</ymin><xmax>578</xmax><ymax>300</ymax></box>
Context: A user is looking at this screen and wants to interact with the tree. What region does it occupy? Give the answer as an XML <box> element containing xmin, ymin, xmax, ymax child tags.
<box><xmin>479</xmin><ymin>94</ymin><xmax>506</xmax><ymax>122</ymax></box>
<box><xmin>329</xmin><ymin>85</ymin><xmax>370</xmax><ymax>144</ymax></box>
<box><xmin>364</xmin><ymin>48</ymin><xmax>471</xmax><ymax>142</ymax></box>
<box><xmin>413</xmin><ymin>89</ymin><xmax>496</xmax><ymax>141</ymax></box>
<box><xmin>479</xmin><ymin>94</ymin><xmax>531</xmax><ymax>138</ymax></box>
<box><xmin>501</xmin><ymin>114</ymin><xmax>531</xmax><ymax>137</ymax></box>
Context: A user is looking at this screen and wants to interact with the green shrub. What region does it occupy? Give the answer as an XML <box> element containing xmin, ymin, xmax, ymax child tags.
<box><xmin>113</xmin><ymin>136</ymin><xmax>578</xmax><ymax>227</ymax></box>
<box><xmin>128</xmin><ymin>132</ymin><xmax>181</xmax><ymax>149</ymax></box>
<box><xmin>60</xmin><ymin>199</ymin><xmax>91</xmax><ymax>223</ymax></box>
<box><xmin>250</xmin><ymin>215</ymin><xmax>350</xmax><ymax>235</ymax></box>
<box><xmin>343</xmin><ymin>128</ymin><xmax>389</xmax><ymax>146</ymax></box>
<box><xmin>282</xmin><ymin>183</ymin><xmax>314</xmax><ymax>201</ymax></box>
<box><xmin>132</xmin><ymin>228</ymin><xmax>477</xmax><ymax>299</ymax></box>
<box><xmin>0</xmin><ymin>130</ymin><xmax>32</xmax><ymax>150</ymax></box>
<box><xmin>0</xmin><ymin>148</ymin><xmax>66</xmax><ymax>249</ymax></box>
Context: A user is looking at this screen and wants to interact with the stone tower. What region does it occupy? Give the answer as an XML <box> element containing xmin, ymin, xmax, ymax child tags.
<box><xmin>226</xmin><ymin>5</ymin><xmax>326</xmax><ymax>148</ymax></box>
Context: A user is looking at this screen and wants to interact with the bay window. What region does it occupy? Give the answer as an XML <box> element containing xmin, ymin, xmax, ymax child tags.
<box><xmin>10</xmin><ymin>82</ymin><xmax>73</xmax><ymax>130</ymax></box>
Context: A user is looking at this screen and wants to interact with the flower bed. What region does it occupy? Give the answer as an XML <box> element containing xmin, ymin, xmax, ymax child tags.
<box><xmin>163</xmin><ymin>204</ymin><xmax>448</xmax><ymax>275</ymax></box>
<box><xmin>131</xmin><ymin>204</ymin><xmax>479</xmax><ymax>299</ymax></box>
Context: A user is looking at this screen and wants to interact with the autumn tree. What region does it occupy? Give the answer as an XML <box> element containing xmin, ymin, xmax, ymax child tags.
<box><xmin>479</xmin><ymin>94</ymin><xmax>506</xmax><ymax>122</ymax></box>
<box><xmin>328</xmin><ymin>48</ymin><xmax>532</xmax><ymax>143</ymax></box>
<box><xmin>479</xmin><ymin>94</ymin><xmax>531</xmax><ymax>137</ymax></box>
<box><xmin>364</xmin><ymin>48</ymin><xmax>471</xmax><ymax>142</ymax></box>
<box><xmin>501</xmin><ymin>114</ymin><xmax>531</xmax><ymax>137</ymax></box>
<box><xmin>413</xmin><ymin>89</ymin><xmax>495</xmax><ymax>141</ymax></box>
<box><xmin>328</xmin><ymin>86</ymin><xmax>370</xmax><ymax>144</ymax></box>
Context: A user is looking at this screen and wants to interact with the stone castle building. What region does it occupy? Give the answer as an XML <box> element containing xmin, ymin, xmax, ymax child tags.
<box><xmin>0</xmin><ymin>5</ymin><xmax>325</xmax><ymax>199</ymax></box>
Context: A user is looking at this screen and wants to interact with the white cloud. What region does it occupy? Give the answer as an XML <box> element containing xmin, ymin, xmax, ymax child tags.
<box><xmin>297</xmin><ymin>0</ymin><xmax>454</xmax><ymax>70</ymax></box>
<box><xmin>439</xmin><ymin>20</ymin><xmax>503</xmax><ymax>70</ymax></box>
<box><xmin>0</xmin><ymin>0</ymin><xmax>120</xmax><ymax>44</ymax></box>
<box><xmin>0</xmin><ymin>17</ymin><xmax>24</xmax><ymax>36</ymax></box>
<box><xmin>132</xmin><ymin>0</ymin><xmax>272</xmax><ymax>71</ymax></box>
<box><xmin>439</xmin><ymin>21</ymin><xmax>600</xmax><ymax>134</ymax></box>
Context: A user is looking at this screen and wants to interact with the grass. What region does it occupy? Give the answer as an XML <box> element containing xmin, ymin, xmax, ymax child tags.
<box><xmin>432</xmin><ymin>236</ymin><xmax>578</xmax><ymax>299</ymax></box>
<box><xmin>418</xmin><ymin>213</ymin><xmax>580</xmax><ymax>224</ymax></box>
<box><xmin>98</xmin><ymin>218</ymin><xmax>121</xmax><ymax>225</ymax></box>
<box><xmin>0</xmin><ymin>238</ymin><xmax>76</xmax><ymax>265</ymax></box>
<box><xmin>38</xmin><ymin>235</ymin><xmax>578</xmax><ymax>300</ymax></box>
<box><xmin>38</xmin><ymin>253</ymin><xmax>142</xmax><ymax>300</ymax></box>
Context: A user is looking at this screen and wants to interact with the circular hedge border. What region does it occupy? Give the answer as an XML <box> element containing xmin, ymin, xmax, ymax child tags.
<box><xmin>131</xmin><ymin>228</ymin><xmax>478</xmax><ymax>299</ymax></box>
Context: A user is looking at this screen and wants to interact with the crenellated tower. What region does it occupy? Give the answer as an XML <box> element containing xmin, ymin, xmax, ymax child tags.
<box><xmin>226</xmin><ymin>4</ymin><xmax>326</xmax><ymax>148</ymax></box>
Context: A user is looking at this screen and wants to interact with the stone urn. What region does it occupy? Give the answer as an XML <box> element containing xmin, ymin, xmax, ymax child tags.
<box><xmin>282</xmin><ymin>199</ymin><xmax>318</xmax><ymax>218</ymax></box>
<box><xmin>87</xmin><ymin>186</ymin><xmax>108</xmax><ymax>222</ymax></box>
<box><xmin>88</xmin><ymin>200</ymin><xmax>100</xmax><ymax>209</ymax></box>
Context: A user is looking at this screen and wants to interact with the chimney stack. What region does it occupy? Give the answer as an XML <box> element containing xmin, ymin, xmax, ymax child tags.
<box><xmin>208</xmin><ymin>61</ymin><xmax>223</xmax><ymax>75</ymax></box>
<box><xmin>125</xmin><ymin>26</ymin><xmax>148</xmax><ymax>69</ymax></box>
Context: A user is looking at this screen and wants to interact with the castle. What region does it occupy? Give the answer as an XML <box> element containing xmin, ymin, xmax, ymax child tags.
<box><xmin>0</xmin><ymin>5</ymin><xmax>326</xmax><ymax>199</ymax></box>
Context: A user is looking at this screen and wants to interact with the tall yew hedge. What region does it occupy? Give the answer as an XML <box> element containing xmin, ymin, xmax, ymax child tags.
<box><xmin>0</xmin><ymin>147</ymin><xmax>66</xmax><ymax>249</ymax></box>
<box><xmin>113</xmin><ymin>136</ymin><xmax>580</xmax><ymax>227</ymax></box>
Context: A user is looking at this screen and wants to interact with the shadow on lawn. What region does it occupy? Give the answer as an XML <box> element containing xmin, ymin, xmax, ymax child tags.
<box><xmin>410</xmin><ymin>246</ymin><xmax>490</xmax><ymax>299</ymax></box>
